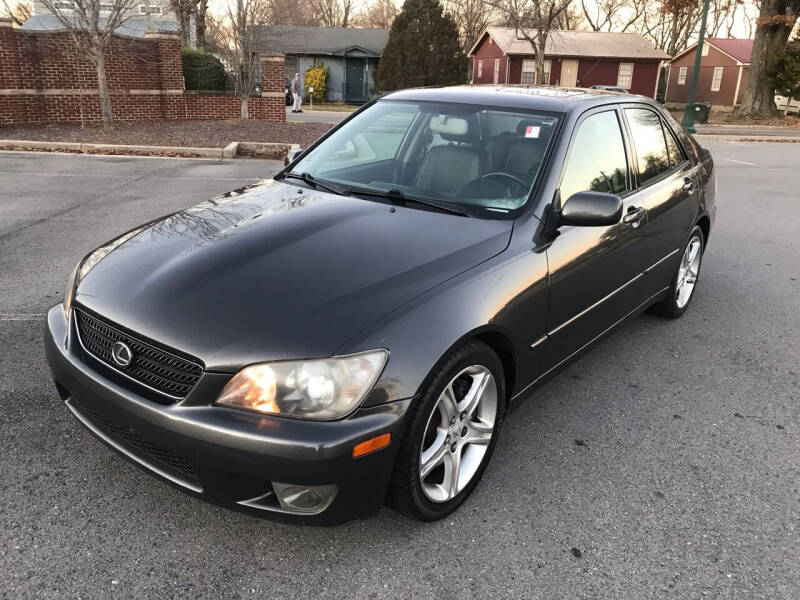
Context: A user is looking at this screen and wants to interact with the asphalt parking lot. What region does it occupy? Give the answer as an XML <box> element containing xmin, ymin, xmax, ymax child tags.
<box><xmin>0</xmin><ymin>144</ymin><xmax>797</xmax><ymax>599</ymax></box>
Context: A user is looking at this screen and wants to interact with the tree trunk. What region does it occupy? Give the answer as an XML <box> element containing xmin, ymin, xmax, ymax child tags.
<box><xmin>535</xmin><ymin>32</ymin><xmax>547</xmax><ymax>84</ymax></box>
<box><xmin>738</xmin><ymin>0</ymin><xmax>796</xmax><ymax>117</ymax></box>
<box><xmin>240</xmin><ymin>96</ymin><xmax>249</xmax><ymax>119</ymax></box>
<box><xmin>95</xmin><ymin>54</ymin><xmax>114</xmax><ymax>128</ymax></box>
<box><xmin>195</xmin><ymin>0</ymin><xmax>207</xmax><ymax>48</ymax></box>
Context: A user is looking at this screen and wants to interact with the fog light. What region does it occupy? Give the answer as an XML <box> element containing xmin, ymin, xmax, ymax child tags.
<box><xmin>272</xmin><ymin>482</ymin><xmax>338</xmax><ymax>514</ymax></box>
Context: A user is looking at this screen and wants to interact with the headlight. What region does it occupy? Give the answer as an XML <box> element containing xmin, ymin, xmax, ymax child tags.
<box><xmin>215</xmin><ymin>350</ymin><xmax>388</xmax><ymax>420</ymax></box>
<box><xmin>63</xmin><ymin>226</ymin><xmax>146</xmax><ymax>317</ymax></box>
<box><xmin>63</xmin><ymin>263</ymin><xmax>79</xmax><ymax>318</ymax></box>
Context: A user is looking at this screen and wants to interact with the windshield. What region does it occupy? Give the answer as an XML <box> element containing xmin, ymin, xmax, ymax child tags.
<box><xmin>288</xmin><ymin>100</ymin><xmax>560</xmax><ymax>217</ymax></box>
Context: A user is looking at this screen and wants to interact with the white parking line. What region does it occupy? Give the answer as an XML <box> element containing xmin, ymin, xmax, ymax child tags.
<box><xmin>725</xmin><ymin>158</ymin><xmax>757</xmax><ymax>166</ymax></box>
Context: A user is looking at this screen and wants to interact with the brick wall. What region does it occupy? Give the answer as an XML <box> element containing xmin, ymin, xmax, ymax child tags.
<box><xmin>0</xmin><ymin>20</ymin><xmax>285</xmax><ymax>124</ymax></box>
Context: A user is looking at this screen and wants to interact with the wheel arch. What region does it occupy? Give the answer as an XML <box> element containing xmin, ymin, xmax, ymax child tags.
<box><xmin>696</xmin><ymin>214</ymin><xmax>711</xmax><ymax>245</ymax></box>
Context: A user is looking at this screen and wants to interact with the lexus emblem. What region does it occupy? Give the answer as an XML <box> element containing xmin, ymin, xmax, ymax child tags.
<box><xmin>111</xmin><ymin>341</ymin><xmax>133</xmax><ymax>367</ymax></box>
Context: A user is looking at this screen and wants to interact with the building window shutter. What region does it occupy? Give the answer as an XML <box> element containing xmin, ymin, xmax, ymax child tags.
<box><xmin>678</xmin><ymin>67</ymin><xmax>687</xmax><ymax>85</ymax></box>
<box><xmin>711</xmin><ymin>67</ymin><xmax>723</xmax><ymax>91</ymax></box>
<box><xmin>478</xmin><ymin>59</ymin><xmax>483</xmax><ymax>78</ymax></box>
<box><xmin>493</xmin><ymin>58</ymin><xmax>500</xmax><ymax>83</ymax></box>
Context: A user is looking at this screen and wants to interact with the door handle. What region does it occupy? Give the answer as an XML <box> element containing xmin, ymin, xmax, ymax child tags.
<box><xmin>623</xmin><ymin>207</ymin><xmax>646</xmax><ymax>227</ymax></box>
<box><xmin>682</xmin><ymin>177</ymin><xmax>697</xmax><ymax>193</ymax></box>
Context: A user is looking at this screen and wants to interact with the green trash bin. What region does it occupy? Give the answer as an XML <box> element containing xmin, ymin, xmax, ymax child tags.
<box><xmin>688</xmin><ymin>102</ymin><xmax>711</xmax><ymax>124</ymax></box>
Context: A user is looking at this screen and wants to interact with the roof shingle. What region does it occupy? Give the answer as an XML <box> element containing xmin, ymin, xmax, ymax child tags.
<box><xmin>476</xmin><ymin>28</ymin><xmax>670</xmax><ymax>61</ymax></box>
<box><xmin>253</xmin><ymin>25</ymin><xmax>389</xmax><ymax>56</ymax></box>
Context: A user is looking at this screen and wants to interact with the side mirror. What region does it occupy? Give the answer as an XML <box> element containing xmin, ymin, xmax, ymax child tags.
<box><xmin>559</xmin><ymin>191</ymin><xmax>623</xmax><ymax>227</ymax></box>
<box><xmin>284</xmin><ymin>148</ymin><xmax>304</xmax><ymax>167</ymax></box>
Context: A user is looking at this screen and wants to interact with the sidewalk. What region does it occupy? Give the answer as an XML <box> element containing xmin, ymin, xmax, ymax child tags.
<box><xmin>695</xmin><ymin>124</ymin><xmax>800</xmax><ymax>138</ymax></box>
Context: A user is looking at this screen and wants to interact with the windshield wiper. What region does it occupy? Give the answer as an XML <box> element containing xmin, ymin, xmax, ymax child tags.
<box><xmin>279</xmin><ymin>171</ymin><xmax>349</xmax><ymax>197</ymax></box>
<box><xmin>347</xmin><ymin>187</ymin><xmax>472</xmax><ymax>217</ymax></box>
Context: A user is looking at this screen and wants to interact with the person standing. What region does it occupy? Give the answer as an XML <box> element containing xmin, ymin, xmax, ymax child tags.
<box><xmin>291</xmin><ymin>73</ymin><xmax>303</xmax><ymax>113</ymax></box>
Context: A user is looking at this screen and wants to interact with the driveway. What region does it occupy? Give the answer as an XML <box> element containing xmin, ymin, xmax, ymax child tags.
<box><xmin>0</xmin><ymin>144</ymin><xmax>798</xmax><ymax>599</ymax></box>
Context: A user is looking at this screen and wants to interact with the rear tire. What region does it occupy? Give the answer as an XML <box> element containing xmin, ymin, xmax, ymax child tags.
<box><xmin>389</xmin><ymin>341</ymin><xmax>505</xmax><ymax>521</ymax></box>
<box><xmin>651</xmin><ymin>225</ymin><xmax>704</xmax><ymax>318</ymax></box>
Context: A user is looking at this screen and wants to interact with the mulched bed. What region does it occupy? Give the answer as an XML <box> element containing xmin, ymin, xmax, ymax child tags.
<box><xmin>0</xmin><ymin>120</ymin><xmax>333</xmax><ymax>149</ymax></box>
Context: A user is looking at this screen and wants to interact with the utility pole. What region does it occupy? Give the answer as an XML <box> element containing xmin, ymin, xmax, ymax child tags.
<box><xmin>681</xmin><ymin>0</ymin><xmax>711</xmax><ymax>133</ymax></box>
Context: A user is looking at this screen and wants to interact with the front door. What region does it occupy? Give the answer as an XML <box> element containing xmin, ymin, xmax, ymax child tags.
<box><xmin>621</xmin><ymin>105</ymin><xmax>700</xmax><ymax>302</ymax></box>
<box><xmin>345</xmin><ymin>58</ymin><xmax>365</xmax><ymax>102</ymax></box>
<box><xmin>561</xmin><ymin>59</ymin><xmax>579</xmax><ymax>87</ymax></box>
<box><xmin>543</xmin><ymin>107</ymin><xmax>649</xmax><ymax>372</ymax></box>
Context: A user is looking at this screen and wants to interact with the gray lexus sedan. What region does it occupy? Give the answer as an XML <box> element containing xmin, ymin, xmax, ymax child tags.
<box><xmin>45</xmin><ymin>86</ymin><xmax>715</xmax><ymax>524</ymax></box>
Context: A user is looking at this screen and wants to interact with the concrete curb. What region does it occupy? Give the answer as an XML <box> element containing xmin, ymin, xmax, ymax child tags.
<box><xmin>236</xmin><ymin>142</ymin><xmax>292</xmax><ymax>159</ymax></box>
<box><xmin>0</xmin><ymin>139</ymin><xmax>224</xmax><ymax>157</ymax></box>
<box><xmin>0</xmin><ymin>139</ymin><xmax>296</xmax><ymax>158</ymax></box>
<box><xmin>694</xmin><ymin>134</ymin><xmax>800</xmax><ymax>143</ymax></box>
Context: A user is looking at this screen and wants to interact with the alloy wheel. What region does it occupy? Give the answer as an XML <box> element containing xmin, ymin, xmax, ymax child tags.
<box><xmin>419</xmin><ymin>365</ymin><xmax>498</xmax><ymax>503</ymax></box>
<box><xmin>676</xmin><ymin>235</ymin><xmax>702</xmax><ymax>309</ymax></box>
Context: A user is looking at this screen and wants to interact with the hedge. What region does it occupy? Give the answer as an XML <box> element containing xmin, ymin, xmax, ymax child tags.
<box><xmin>182</xmin><ymin>48</ymin><xmax>227</xmax><ymax>91</ymax></box>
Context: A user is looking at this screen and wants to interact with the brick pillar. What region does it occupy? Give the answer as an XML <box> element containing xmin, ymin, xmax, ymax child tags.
<box><xmin>259</xmin><ymin>52</ymin><xmax>286</xmax><ymax>123</ymax></box>
<box><xmin>145</xmin><ymin>30</ymin><xmax>183</xmax><ymax>119</ymax></box>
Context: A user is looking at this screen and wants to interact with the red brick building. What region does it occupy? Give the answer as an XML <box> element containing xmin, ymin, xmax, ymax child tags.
<box><xmin>469</xmin><ymin>28</ymin><xmax>670</xmax><ymax>97</ymax></box>
<box><xmin>664</xmin><ymin>38</ymin><xmax>753</xmax><ymax>108</ymax></box>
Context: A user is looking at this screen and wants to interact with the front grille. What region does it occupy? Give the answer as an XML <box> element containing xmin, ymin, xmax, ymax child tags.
<box><xmin>71</xmin><ymin>398</ymin><xmax>201</xmax><ymax>488</ymax></box>
<box><xmin>74</xmin><ymin>308</ymin><xmax>203</xmax><ymax>401</ymax></box>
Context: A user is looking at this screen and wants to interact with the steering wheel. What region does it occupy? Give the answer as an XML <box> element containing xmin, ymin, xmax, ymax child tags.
<box><xmin>478</xmin><ymin>172</ymin><xmax>529</xmax><ymax>191</ymax></box>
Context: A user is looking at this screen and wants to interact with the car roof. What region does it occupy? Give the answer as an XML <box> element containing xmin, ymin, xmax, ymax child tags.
<box><xmin>381</xmin><ymin>85</ymin><xmax>654</xmax><ymax>115</ymax></box>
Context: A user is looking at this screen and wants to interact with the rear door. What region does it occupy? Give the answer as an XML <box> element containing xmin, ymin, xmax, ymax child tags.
<box><xmin>543</xmin><ymin>107</ymin><xmax>649</xmax><ymax>372</ymax></box>
<box><xmin>621</xmin><ymin>105</ymin><xmax>699</xmax><ymax>302</ymax></box>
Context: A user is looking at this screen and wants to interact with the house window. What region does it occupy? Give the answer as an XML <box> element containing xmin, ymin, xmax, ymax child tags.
<box><xmin>521</xmin><ymin>59</ymin><xmax>551</xmax><ymax>84</ymax></box>
<box><xmin>493</xmin><ymin>58</ymin><xmax>500</xmax><ymax>83</ymax></box>
<box><xmin>678</xmin><ymin>66</ymin><xmax>688</xmax><ymax>85</ymax></box>
<box><xmin>53</xmin><ymin>0</ymin><xmax>75</xmax><ymax>8</ymax></box>
<box><xmin>139</xmin><ymin>4</ymin><xmax>163</xmax><ymax>14</ymax></box>
<box><xmin>617</xmin><ymin>62</ymin><xmax>634</xmax><ymax>89</ymax></box>
<box><xmin>477</xmin><ymin>59</ymin><xmax>483</xmax><ymax>78</ymax></box>
<box><xmin>711</xmin><ymin>67</ymin><xmax>723</xmax><ymax>91</ymax></box>
<box><xmin>702</xmin><ymin>44</ymin><xmax>709</xmax><ymax>56</ymax></box>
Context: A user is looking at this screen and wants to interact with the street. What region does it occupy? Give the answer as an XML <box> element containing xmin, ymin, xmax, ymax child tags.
<box><xmin>0</xmin><ymin>143</ymin><xmax>797</xmax><ymax>599</ymax></box>
<box><xmin>286</xmin><ymin>106</ymin><xmax>350</xmax><ymax>124</ymax></box>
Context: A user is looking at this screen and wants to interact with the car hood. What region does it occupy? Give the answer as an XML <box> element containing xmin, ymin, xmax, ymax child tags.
<box><xmin>75</xmin><ymin>180</ymin><xmax>513</xmax><ymax>371</ymax></box>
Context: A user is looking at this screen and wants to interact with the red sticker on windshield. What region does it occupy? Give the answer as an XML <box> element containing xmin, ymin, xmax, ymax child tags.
<box><xmin>525</xmin><ymin>126</ymin><xmax>541</xmax><ymax>138</ymax></box>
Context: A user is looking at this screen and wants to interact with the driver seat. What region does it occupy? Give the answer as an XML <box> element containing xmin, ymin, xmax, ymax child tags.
<box><xmin>414</xmin><ymin>115</ymin><xmax>482</xmax><ymax>195</ymax></box>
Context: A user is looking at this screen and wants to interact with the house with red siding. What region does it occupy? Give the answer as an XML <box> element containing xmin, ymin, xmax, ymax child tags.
<box><xmin>469</xmin><ymin>28</ymin><xmax>670</xmax><ymax>98</ymax></box>
<box><xmin>664</xmin><ymin>38</ymin><xmax>753</xmax><ymax>108</ymax></box>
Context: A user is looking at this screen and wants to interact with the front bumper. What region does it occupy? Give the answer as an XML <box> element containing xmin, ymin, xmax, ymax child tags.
<box><xmin>44</xmin><ymin>305</ymin><xmax>412</xmax><ymax>525</ymax></box>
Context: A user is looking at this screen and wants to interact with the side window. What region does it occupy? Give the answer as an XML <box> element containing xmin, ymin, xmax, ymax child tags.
<box><xmin>560</xmin><ymin>110</ymin><xmax>629</xmax><ymax>202</ymax></box>
<box><xmin>663</xmin><ymin>124</ymin><xmax>686</xmax><ymax>166</ymax></box>
<box><xmin>625</xmin><ymin>107</ymin><xmax>671</xmax><ymax>184</ymax></box>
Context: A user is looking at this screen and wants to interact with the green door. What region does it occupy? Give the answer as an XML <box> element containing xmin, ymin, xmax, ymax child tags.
<box><xmin>345</xmin><ymin>58</ymin><xmax>365</xmax><ymax>102</ymax></box>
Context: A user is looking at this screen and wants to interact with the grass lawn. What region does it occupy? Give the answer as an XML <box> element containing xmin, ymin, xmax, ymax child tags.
<box><xmin>0</xmin><ymin>119</ymin><xmax>333</xmax><ymax>149</ymax></box>
<box><xmin>303</xmin><ymin>103</ymin><xmax>359</xmax><ymax>112</ymax></box>
<box><xmin>668</xmin><ymin>108</ymin><xmax>800</xmax><ymax>128</ymax></box>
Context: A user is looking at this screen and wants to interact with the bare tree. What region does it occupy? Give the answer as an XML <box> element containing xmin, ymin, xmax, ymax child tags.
<box><xmin>264</xmin><ymin>0</ymin><xmax>320</xmax><ymax>25</ymax></box>
<box><xmin>487</xmin><ymin>0</ymin><xmax>573</xmax><ymax>84</ymax></box>
<box><xmin>554</xmin><ymin>2</ymin><xmax>584</xmax><ymax>28</ymax></box>
<box><xmin>39</xmin><ymin>0</ymin><xmax>140</xmax><ymax>127</ymax></box>
<box><xmin>353</xmin><ymin>0</ymin><xmax>398</xmax><ymax>28</ymax></box>
<box><xmin>442</xmin><ymin>0</ymin><xmax>497</xmax><ymax>54</ymax></box>
<box><xmin>1</xmin><ymin>0</ymin><xmax>31</xmax><ymax>25</ymax></box>
<box><xmin>207</xmin><ymin>0</ymin><xmax>269</xmax><ymax>119</ymax></box>
<box><xmin>581</xmin><ymin>0</ymin><xmax>648</xmax><ymax>31</ymax></box>
<box><xmin>308</xmin><ymin>0</ymin><xmax>360</xmax><ymax>26</ymax></box>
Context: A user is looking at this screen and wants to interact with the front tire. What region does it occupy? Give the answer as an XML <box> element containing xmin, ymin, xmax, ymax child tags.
<box><xmin>652</xmin><ymin>225</ymin><xmax>704</xmax><ymax>318</ymax></box>
<box><xmin>389</xmin><ymin>341</ymin><xmax>505</xmax><ymax>521</ymax></box>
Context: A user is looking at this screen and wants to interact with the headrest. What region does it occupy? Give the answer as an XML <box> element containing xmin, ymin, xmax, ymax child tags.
<box><xmin>430</xmin><ymin>115</ymin><xmax>470</xmax><ymax>138</ymax></box>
